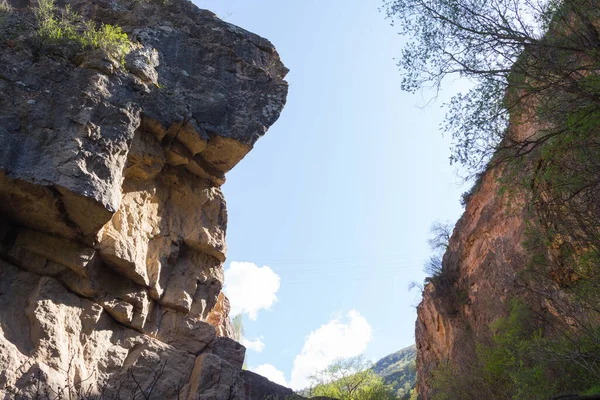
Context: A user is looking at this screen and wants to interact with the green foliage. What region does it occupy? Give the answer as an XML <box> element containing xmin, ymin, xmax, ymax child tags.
<box><xmin>0</xmin><ymin>0</ymin><xmax>11</xmax><ymax>13</ymax></box>
<box><xmin>306</xmin><ymin>356</ymin><xmax>397</xmax><ymax>400</ymax></box>
<box><xmin>584</xmin><ymin>385</ymin><xmax>600</xmax><ymax>395</ymax></box>
<box><xmin>34</xmin><ymin>0</ymin><xmax>132</xmax><ymax>64</ymax></box>
<box><xmin>407</xmin><ymin>388</ymin><xmax>418</xmax><ymax>400</ymax></box>
<box><xmin>477</xmin><ymin>300</ymin><xmax>551</xmax><ymax>400</ymax></box>
<box><xmin>459</xmin><ymin>170</ymin><xmax>485</xmax><ymax>207</ymax></box>
<box><xmin>431</xmin><ymin>299</ymin><xmax>600</xmax><ymax>400</ymax></box>
<box><xmin>383</xmin><ymin>0</ymin><xmax>600</xmax><ymax>177</ymax></box>
<box><xmin>372</xmin><ymin>345</ymin><xmax>417</xmax><ymax>399</ymax></box>
<box><xmin>81</xmin><ymin>22</ymin><xmax>132</xmax><ymax>63</ymax></box>
<box><xmin>0</xmin><ymin>0</ymin><xmax>10</xmax><ymax>27</ymax></box>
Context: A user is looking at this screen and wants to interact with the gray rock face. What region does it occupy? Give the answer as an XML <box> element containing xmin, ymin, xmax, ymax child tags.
<box><xmin>0</xmin><ymin>0</ymin><xmax>291</xmax><ymax>398</ymax></box>
<box><xmin>239</xmin><ymin>371</ymin><xmax>301</xmax><ymax>400</ymax></box>
<box><xmin>0</xmin><ymin>0</ymin><xmax>288</xmax><ymax>242</ymax></box>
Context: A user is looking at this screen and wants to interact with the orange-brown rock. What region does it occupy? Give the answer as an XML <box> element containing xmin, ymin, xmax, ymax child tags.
<box><xmin>415</xmin><ymin>166</ymin><xmax>530</xmax><ymax>399</ymax></box>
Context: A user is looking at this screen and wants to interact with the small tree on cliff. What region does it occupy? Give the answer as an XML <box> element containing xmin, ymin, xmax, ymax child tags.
<box><xmin>424</xmin><ymin>221</ymin><xmax>452</xmax><ymax>280</ymax></box>
<box><xmin>409</xmin><ymin>221</ymin><xmax>454</xmax><ymax>294</ymax></box>
<box><xmin>232</xmin><ymin>314</ymin><xmax>244</xmax><ymax>342</ymax></box>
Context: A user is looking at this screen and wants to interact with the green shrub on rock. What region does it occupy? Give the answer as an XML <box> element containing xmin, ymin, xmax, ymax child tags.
<box><xmin>0</xmin><ymin>0</ymin><xmax>11</xmax><ymax>13</ymax></box>
<box><xmin>34</xmin><ymin>0</ymin><xmax>132</xmax><ymax>64</ymax></box>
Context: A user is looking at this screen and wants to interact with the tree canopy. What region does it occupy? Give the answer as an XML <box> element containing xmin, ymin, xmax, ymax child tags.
<box><xmin>306</xmin><ymin>356</ymin><xmax>397</xmax><ymax>400</ymax></box>
<box><xmin>383</xmin><ymin>0</ymin><xmax>600</xmax><ymax>175</ymax></box>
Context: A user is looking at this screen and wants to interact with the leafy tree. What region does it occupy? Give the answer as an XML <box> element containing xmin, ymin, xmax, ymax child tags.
<box><xmin>306</xmin><ymin>356</ymin><xmax>396</xmax><ymax>400</ymax></box>
<box><xmin>428</xmin><ymin>221</ymin><xmax>452</xmax><ymax>253</ymax></box>
<box><xmin>383</xmin><ymin>0</ymin><xmax>600</xmax><ymax>176</ymax></box>
<box><xmin>409</xmin><ymin>221</ymin><xmax>455</xmax><ymax>295</ymax></box>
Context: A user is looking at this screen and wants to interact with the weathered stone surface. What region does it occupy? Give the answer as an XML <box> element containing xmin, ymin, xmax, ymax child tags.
<box><xmin>208</xmin><ymin>293</ymin><xmax>235</xmax><ymax>338</ymax></box>
<box><xmin>0</xmin><ymin>0</ymin><xmax>292</xmax><ymax>398</ymax></box>
<box><xmin>161</xmin><ymin>247</ymin><xmax>223</xmax><ymax>316</ymax></box>
<box><xmin>153</xmin><ymin>309</ymin><xmax>216</xmax><ymax>355</ymax></box>
<box><xmin>415</xmin><ymin>167</ymin><xmax>530</xmax><ymax>399</ymax></box>
<box><xmin>126</xmin><ymin>46</ymin><xmax>160</xmax><ymax>85</ymax></box>
<box><xmin>239</xmin><ymin>371</ymin><xmax>301</xmax><ymax>400</ymax></box>
<box><xmin>97</xmin><ymin>166</ymin><xmax>227</xmax><ymax>294</ymax></box>
<box><xmin>167</xmin><ymin>120</ymin><xmax>208</xmax><ymax>155</ymax></box>
<box><xmin>96</xmin><ymin>181</ymin><xmax>161</xmax><ymax>286</ymax></box>
<box><xmin>207</xmin><ymin>337</ymin><xmax>246</xmax><ymax>370</ymax></box>
<box><xmin>12</xmin><ymin>228</ymin><xmax>99</xmax><ymax>277</ymax></box>
<box><xmin>0</xmin><ymin>0</ymin><xmax>288</xmax><ymax>243</ymax></box>
<box><xmin>0</xmin><ymin>261</ymin><xmax>198</xmax><ymax>399</ymax></box>
<box><xmin>189</xmin><ymin>353</ymin><xmax>238</xmax><ymax>400</ymax></box>
<box><xmin>124</xmin><ymin>131</ymin><xmax>166</xmax><ymax>181</ymax></box>
<box><xmin>414</xmin><ymin>88</ymin><xmax>589</xmax><ymax>398</ymax></box>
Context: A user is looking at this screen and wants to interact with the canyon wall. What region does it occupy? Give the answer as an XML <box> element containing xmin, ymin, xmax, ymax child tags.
<box><xmin>0</xmin><ymin>0</ymin><xmax>290</xmax><ymax>398</ymax></box>
<box><xmin>414</xmin><ymin>165</ymin><xmax>529</xmax><ymax>399</ymax></box>
<box><xmin>414</xmin><ymin>63</ymin><xmax>600</xmax><ymax>398</ymax></box>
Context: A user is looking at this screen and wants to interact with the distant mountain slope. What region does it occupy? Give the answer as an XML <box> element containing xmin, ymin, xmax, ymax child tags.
<box><xmin>372</xmin><ymin>345</ymin><xmax>417</xmax><ymax>399</ymax></box>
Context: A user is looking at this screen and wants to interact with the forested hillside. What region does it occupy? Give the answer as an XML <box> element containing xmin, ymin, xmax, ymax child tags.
<box><xmin>372</xmin><ymin>345</ymin><xmax>417</xmax><ymax>399</ymax></box>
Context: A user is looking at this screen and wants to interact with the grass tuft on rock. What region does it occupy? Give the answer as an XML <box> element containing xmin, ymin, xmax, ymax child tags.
<box><xmin>34</xmin><ymin>0</ymin><xmax>132</xmax><ymax>64</ymax></box>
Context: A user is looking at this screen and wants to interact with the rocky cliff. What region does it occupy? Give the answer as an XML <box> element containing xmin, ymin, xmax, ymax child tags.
<box><xmin>414</xmin><ymin>44</ymin><xmax>600</xmax><ymax>400</ymax></box>
<box><xmin>415</xmin><ymin>164</ymin><xmax>529</xmax><ymax>399</ymax></box>
<box><xmin>0</xmin><ymin>0</ymin><xmax>290</xmax><ymax>398</ymax></box>
<box><xmin>415</xmin><ymin>158</ymin><xmax>600</xmax><ymax>400</ymax></box>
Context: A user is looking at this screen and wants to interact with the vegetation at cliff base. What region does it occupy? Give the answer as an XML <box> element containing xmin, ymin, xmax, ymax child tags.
<box><xmin>430</xmin><ymin>299</ymin><xmax>600</xmax><ymax>399</ymax></box>
<box><xmin>303</xmin><ymin>347</ymin><xmax>417</xmax><ymax>399</ymax></box>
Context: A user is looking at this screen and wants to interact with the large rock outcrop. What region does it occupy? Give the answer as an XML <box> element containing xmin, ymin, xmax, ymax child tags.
<box><xmin>0</xmin><ymin>0</ymin><xmax>290</xmax><ymax>398</ymax></box>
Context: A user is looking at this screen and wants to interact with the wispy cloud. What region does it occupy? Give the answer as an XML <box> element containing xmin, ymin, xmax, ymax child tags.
<box><xmin>224</xmin><ymin>262</ymin><xmax>281</xmax><ymax>320</ymax></box>
<box><xmin>289</xmin><ymin>309</ymin><xmax>372</xmax><ymax>390</ymax></box>
<box><xmin>253</xmin><ymin>364</ymin><xmax>289</xmax><ymax>387</ymax></box>
<box><xmin>242</xmin><ymin>336</ymin><xmax>265</xmax><ymax>353</ymax></box>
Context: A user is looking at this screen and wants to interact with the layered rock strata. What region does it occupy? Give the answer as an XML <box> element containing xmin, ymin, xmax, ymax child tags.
<box><xmin>0</xmin><ymin>0</ymin><xmax>289</xmax><ymax>398</ymax></box>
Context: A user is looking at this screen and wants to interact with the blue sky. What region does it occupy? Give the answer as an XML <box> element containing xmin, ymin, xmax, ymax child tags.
<box><xmin>194</xmin><ymin>0</ymin><xmax>467</xmax><ymax>389</ymax></box>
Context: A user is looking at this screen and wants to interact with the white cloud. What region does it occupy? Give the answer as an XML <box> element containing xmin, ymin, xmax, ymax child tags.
<box><xmin>253</xmin><ymin>364</ymin><xmax>289</xmax><ymax>387</ymax></box>
<box><xmin>289</xmin><ymin>310</ymin><xmax>372</xmax><ymax>390</ymax></box>
<box><xmin>242</xmin><ymin>336</ymin><xmax>265</xmax><ymax>353</ymax></box>
<box><xmin>224</xmin><ymin>262</ymin><xmax>280</xmax><ymax>320</ymax></box>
